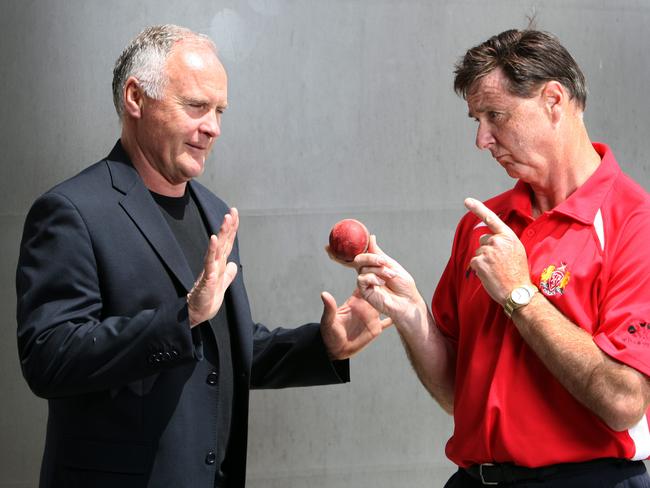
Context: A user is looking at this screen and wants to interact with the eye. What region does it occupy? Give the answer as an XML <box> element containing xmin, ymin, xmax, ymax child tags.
<box><xmin>488</xmin><ymin>111</ymin><xmax>503</xmax><ymax>121</ymax></box>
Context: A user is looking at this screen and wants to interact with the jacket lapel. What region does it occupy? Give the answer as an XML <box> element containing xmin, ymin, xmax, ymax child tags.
<box><xmin>189</xmin><ymin>181</ymin><xmax>227</xmax><ymax>237</ymax></box>
<box><xmin>105</xmin><ymin>143</ymin><xmax>196</xmax><ymax>292</ymax></box>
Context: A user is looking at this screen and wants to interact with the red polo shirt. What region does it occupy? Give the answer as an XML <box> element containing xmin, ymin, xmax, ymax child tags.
<box><xmin>432</xmin><ymin>143</ymin><xmax>650</xmax><ymax>468</ymax></box>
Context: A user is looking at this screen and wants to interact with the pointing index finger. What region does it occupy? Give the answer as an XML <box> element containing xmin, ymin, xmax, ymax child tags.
<box><xmin>464</xmin><ymin>197</ymin><xmax>511</xmax><ymax>235</ymax></box>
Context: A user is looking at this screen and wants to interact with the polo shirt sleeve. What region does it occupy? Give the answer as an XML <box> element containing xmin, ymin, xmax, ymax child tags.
<box><xmin>593</xmin><ymin>208</ymin><xmax>650</xmax><ymax>378</ymax></box>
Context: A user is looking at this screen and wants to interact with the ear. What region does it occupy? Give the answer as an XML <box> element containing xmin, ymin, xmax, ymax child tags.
<box><xmin>123</xmin><ymin>76</ymin><xmax>145</xmax><ymax>119</ymax></box>
<box><xmin>540</xmin><ymin>80</ymin><xmax>565</xmax><ymax>124</ymax></box>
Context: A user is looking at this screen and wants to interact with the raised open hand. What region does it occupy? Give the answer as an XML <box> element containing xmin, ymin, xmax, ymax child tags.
<box><xmin>187</xmin><ymin>208</ymin><xmax>239</xmax><ymax>327</ymax></box>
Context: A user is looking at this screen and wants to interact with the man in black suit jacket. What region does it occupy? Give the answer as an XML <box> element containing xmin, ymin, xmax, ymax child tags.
<box><xmin>16</xmin><ymin>24</ymin><xmax>389</xmax><ymax>488</ymax></box>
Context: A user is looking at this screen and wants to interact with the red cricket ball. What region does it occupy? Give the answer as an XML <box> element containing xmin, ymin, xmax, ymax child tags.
<box><xmin>328</xmin><ymin>219</ymin><xmax>370</xmax><ymax>262</ymax></box>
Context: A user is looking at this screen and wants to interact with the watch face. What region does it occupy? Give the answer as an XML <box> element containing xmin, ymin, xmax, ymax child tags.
<box><xmin>511</xmin><ymin>287</ymin><xmax>532</xmax><ymax>305</ymax></box>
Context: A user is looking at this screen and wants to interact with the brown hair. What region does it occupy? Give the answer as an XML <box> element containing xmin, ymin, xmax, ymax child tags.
<box><xmin>454</xmin><ymin>29</ymin><xmax>587</xmax><ymax>109</ymax></box>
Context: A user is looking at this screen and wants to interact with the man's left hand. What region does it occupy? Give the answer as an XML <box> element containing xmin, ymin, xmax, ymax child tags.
<box><xmin>319</xmin><ymin>289</ymin><xmax>392</xmax><ymax>360</ymax></box>
<box><xmin>465</xmin><ymin>197</ymin><xmax>532</xmax><ymax>305</ymax></box>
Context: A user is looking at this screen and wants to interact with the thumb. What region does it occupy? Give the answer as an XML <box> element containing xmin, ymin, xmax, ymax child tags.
<box><xmin>367</xmin><ymin>234</ymin><xmax>385</xmax><ymax>255</ymax></box>
<box><xmin>320</xmin><ymin>291</ymin><xmax>338</xmax><ymax>326</ymax></box>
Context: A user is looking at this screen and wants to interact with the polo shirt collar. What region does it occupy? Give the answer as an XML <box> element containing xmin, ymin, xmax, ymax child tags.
<box><xmin>506</xmin><ymin>180</ymin><xmax>534</xmax><ymax>221</ymax></box>
<box><xmin>508</xmin><ymin>142</ymin><xmax>620</xmax><ymax>224</ymax></box>
<box><xmin>552</xmin><ymin>142</ymin><xmax>620</xmax><ymax>223</ymax></box>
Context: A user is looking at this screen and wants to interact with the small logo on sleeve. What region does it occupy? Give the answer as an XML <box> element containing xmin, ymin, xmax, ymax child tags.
<box><xmin>627</xmin><ymin>322</ymin><xmax>648</xmax><ymax>335</ymax></box>
<box><xmin>540</xmin><ymin>262</ymin><xmax>571</xmax><ymax>296</ymax></box>
<box><xmin>623</xmin><ymin>322</ymin><xmax>650</xmax><ymax>347</ymax></box>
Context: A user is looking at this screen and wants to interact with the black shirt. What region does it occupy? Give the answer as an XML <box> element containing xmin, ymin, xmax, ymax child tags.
<box><xmin>151</xmin><ymin>188</ymin><xmax>234</xmax><ymax>484</ymax></box>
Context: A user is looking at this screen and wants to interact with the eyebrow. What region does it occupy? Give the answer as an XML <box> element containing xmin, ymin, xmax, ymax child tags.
<box><xmin>180</xmin><ymin>96</ymin><xmax>209</xmax><ymax>105</ymax></box>
<box><xmin>179</xmin><ymin>96</ymin><xmax>228</xmax><ymax>111</ymax></box>
<box><xmin>467</xmin><ymin>104</ymin><xmax>494</xmax><ymax>118</ymax></box>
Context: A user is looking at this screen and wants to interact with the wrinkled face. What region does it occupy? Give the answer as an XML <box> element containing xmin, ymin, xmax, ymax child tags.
<box><xmin>467</xmin><ymin>69</ymin><xmax>553</xmax><ymax>184</ymax></box>
<box><xmin>136</xmin><ymin>41</ymin><xmax>228</xmax><ymax>185</ymax></box>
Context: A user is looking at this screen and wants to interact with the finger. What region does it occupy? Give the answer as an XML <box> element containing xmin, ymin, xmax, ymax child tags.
<box><xmin>320</xmin><ymin>291</ymin><xmax>338</xmax><ymax>326</ymax></box>
<box><xmin>226</xmin><ymin>207</ymin><xmax>239</xmax><ymax>244</ymax></box>
<box><xmin>356</xmin><ymin>238</ymin><xmax>410</xmax><ymax>276</ymax></box>
<box><xmin>230</xmin><ymin>207</ymin><xmax>239</xmax><ymax>229</ymax></box>
<box><xmin>367</xmin><ymin>235</ymin><xmax>380</xmax><ymax>254</ymax></box>
<box><xmin>215</xmin><ymin>213</ymin><xmax>231</xmax><ymax>248</ymax></box>
<box><xmin>478</xmin><ymin>233</ymin><xmax>492</xmax><ymax>246</ymax></box>
<box><xmin>468</xmin><ymin>255</ymin><xmax>484</xmax><ymax>274</ymax></box>
<box><xmin>464</xmin><ymin>198</ymin><xmax>512</xmax><ymax>235</ymax></box>
<box><xmin>217</xmin><ymin>208</ymin><xmax>238</xmax><ymax>260</ymax></box>
<box><xmin>359</xmin><ymin>265</ymin><xmax>397</xmax><ymax>281</ymax></box>
<box><xmin>380</xmin><ymin>317</ymin><xmax>393</xmax><ymax>329</ymax></box>
<box><xmin>203</xmin><ymin>235</ymin><xmax>219</xmax><ymax>273</ymax></box>
<box><xmin>324</xmin><ymin>245</ymin><xmax>357</xmax><ymax>269</ymax></box>
<box><xmin>358</xmin><ymin>265</ymin><xmax>387</xmax><ymax>275</ymax></box>
<box><xmin>353</xmin><ymin>251</ymin><xmax>387</xmax><ymax>269</ymax></box>
<box><xmin>358</xmin><ymin>272</ymin><xmax>386</xmax><ymax>287</ymax></box>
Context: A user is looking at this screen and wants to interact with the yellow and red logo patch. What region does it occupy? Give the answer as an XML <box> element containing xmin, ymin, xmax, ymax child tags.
<box><xmin>540</xmin><ymin>262</ymin><xmax>571</xmax><ymax>296</ymax></box>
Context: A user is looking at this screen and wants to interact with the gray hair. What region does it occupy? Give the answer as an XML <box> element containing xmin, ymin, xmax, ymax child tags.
<box><xmin>112</xmin><ymin>24</ymin><xmax>217</xmax><ymax>119</ymax></box>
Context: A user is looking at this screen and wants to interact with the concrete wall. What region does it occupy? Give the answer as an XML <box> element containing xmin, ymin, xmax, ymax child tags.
<box><xmin>2</xmin><ymin>1</ymin><xmax>649</xmax><ymax>487</ymax></box>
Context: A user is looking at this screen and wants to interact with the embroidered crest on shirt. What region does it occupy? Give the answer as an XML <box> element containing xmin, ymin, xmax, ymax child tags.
<box><xmin>539</xmin><ymin>262</ymin><xmax>571</xmax><ymax>296</ymax></box>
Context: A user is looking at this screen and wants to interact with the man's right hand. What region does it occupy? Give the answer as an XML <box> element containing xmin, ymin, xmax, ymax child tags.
<box><xmin>187</xmin><ymin>208</ymin><xmax>239</xmax><ymax>327</ymax></box>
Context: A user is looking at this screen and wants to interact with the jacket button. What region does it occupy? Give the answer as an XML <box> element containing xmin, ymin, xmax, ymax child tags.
<box><xmin>205</xmin><ymin>450</ymin><xmax>216</xmax><ymax>465</ymax></box>
<box><xmin>206</xmin><ymin>371</ymin><xmax>218</xmax><ymax>385</ymax></box>
<box><xmin>162</xmin><ymin>351</ymin><xmax>172</xmax><ymax>362</ymax></box>
<box><xmin>171</xmin><ymin>349</ymin><xmax>179</xmax><ymax>359</ymax></box>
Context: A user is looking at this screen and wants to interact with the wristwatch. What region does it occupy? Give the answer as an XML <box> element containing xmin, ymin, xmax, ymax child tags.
<box><xmin>504</xmin><ymin>284</ymin><xmax>538</xmax><ymax>318</ymax></box>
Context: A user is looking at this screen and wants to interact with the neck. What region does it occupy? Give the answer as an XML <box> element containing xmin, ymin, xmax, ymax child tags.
<box><xmin>120</xmin><ymin>128</ymin><xmax>188</xmax><ymax>197</ymax></box>
<box><xmin>529</xmin><ymin>123</ymin><xmax>601</xmax><ymax>216</ymax></box>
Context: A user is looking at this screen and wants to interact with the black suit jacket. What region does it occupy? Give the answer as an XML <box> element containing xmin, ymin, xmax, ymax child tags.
<box><xmin>16</xmin><ymin>141</ymin><xmax>349</xmax><ymax>488</ymax></box>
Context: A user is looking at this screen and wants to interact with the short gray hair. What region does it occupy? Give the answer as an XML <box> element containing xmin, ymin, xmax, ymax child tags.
<box><xmin>112</xmin><ymin>24</ymin><xmax>217</xmax><ymax>119</ymax></box>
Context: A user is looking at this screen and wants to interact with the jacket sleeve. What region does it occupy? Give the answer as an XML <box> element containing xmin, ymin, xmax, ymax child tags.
<box><xmin>250</xmin><ymin>321</ymin><xmax>349</xmax><ymax>389</ymax></box>
<box><xmin>16</xmin><ymin>192</ymin><xmax>197</xmax><ymax>398</ymax></box>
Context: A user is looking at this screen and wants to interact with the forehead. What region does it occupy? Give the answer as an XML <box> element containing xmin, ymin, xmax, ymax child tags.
<box><xmin>165</xmin><ymin>41</ymin><xmax>227</xmax><ymax>93</ymax></box>
<box><xmin>466</xmin><ymin>69</ymin><xmax>515</xmax><ymax>114</ymax></box>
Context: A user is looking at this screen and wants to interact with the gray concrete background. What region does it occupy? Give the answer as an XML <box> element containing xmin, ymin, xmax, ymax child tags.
<box><xmin>2</xmin><ymin>1</ymin><xmax>649</xmax><ymax>487</ymax></box>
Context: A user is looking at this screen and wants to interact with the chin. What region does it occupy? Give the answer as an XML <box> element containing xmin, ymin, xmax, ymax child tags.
<box><xmin>181</xmin><ymin>157</ymin><xmax>206</xmax><ymax>179</ymax></box>
<box><xmin>502</xmin><ymin>165</ymin><xmax>521</xmax><ymax>180</ymax></box>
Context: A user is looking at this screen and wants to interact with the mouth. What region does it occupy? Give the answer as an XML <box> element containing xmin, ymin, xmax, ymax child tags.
<box><xmin>494</xmin><ymin>154</ymin><xmax>510</xmax><ymax>165</ymax></box>
<box><xmin>186</xmin><ymin>143</ymin><xmax>208</xmax><ymax>152</ymax></box>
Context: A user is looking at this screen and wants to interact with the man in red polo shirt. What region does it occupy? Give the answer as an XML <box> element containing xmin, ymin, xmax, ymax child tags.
<box><xmin>354</xmin><ymin>29</ymin><xmax>650</xmax><ymax>486</ymax></box>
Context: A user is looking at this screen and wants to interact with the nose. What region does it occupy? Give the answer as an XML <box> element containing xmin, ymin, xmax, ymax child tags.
<box><xmin>200</xmin><ymin>110</ymin><xmax>221</xmax><ymax>139</ymax></box>
<box><xmin>475</xmin><ymin>122</ymin><xmax>495</xmax><ymax>151</ymax></box>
